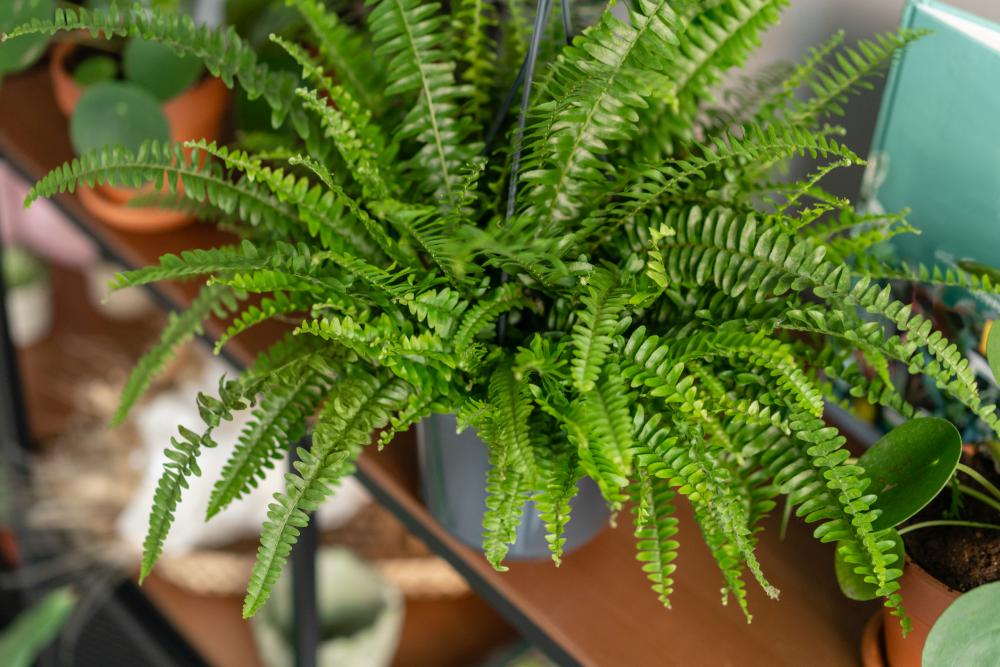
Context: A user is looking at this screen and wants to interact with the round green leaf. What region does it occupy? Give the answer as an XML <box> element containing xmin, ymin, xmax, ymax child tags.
<box><xmin>835</xmin><ymin>529</ymin><xmax>905</xmax><ymax>601</ymax></box>
<box><xmin>0</xmin><ymin>0</ymin><xmax>53</xmax><ymax>77</ymax></box>
<box><xmin>924</xmin><ymin>580</ymin><xmax>1000</xmax><ymax>667</ymax></box>
<box><xmin>122</xmin><ymin>38</ymin><xmax>202</xmax><ymax>101</ymax></box>
<box><xmin>987</xmin><ymin>322</ymin><xmax>1000</xmax><ymax>384</ymax></box>
<box><xmin>72</xmin><ymin>55</ymin><xmax>118</xmax><ymax>87</ymax></box>
<box><xmin>69</xmin><ymin>82</ymin><xmax>170</xmax><ymax>156</ymax></box>
<box><xmin>859</xmin><ymin>417</ymin><xmax>962</xmax><ymax>531</ymax></box>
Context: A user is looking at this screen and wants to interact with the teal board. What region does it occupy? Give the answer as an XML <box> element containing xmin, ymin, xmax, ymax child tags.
<box><xmin>864</xmin><ymin>0</ymin><xmax>1000</xmax><ymax>271</ymax></box>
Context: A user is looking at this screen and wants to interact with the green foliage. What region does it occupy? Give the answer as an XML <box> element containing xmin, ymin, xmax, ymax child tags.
<box><xmin>924</xmin><ymin>580</ymin><xmax>1000</xmax><ymax>667</ymax></box>
<box><xmin>15</xmin><ymin>0</ymin><xmax>998</xmax><ymax>630</ymax></box>
<box><xmin>365</xmin><ymin>0</ymin><xmax>478</xmax><ymax>205</ymax></box>
<box><xmin>114</xmin><ymin>283</ymin><xmax>243</xmax><ymax>426</ymax></box>
<box><xmin>0</xmin><ymin>0</ymin><xmax>52</xmax><ymax>79</ymax></box>
<box><xmin>0</xmin><ymin>587</ymin><xmax>75</xmax><ymax>667</ymax></box>
<box><xmin>243</xmin><ymin>370</ymin><xmax>410</xmax><ymax>616</ymax></box>
<box><xmin>989</xmin><ymin>323</ymin><xmax>1000</xmax><ymax>383</ymax></box>
<box><xmin>72</xmin><ymin>55</ymin><xmax>118</xmax><ymax>86</ymax></box>
<box><xmin>69</xmin><ymin>82</ymin><xmax>170</xmax><ymax>156</ymax></box>
<box><xmin>859</xmin><ymin>418</ymin><xmax>963</xmax><ymax>532</ymax></box>
<box><xmin>123</xmin><ymin>37</ymin><xmax>203</xmax><ymax>101</ymax></box>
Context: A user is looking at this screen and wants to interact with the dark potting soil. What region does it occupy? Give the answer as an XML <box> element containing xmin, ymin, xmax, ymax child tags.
<box><xmin>902</xmin><ymin>448</ymin><xmax>1000</xmax><ymax>592</ymax></box>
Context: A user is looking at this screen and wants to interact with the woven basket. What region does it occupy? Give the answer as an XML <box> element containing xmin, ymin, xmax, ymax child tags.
<box><xmin>30</xmin><ymin>342</ymin><xmax>468</xmax><ymax>600</ymax></box>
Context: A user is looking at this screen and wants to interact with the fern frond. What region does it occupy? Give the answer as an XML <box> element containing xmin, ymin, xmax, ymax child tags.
<box><xmin>366</xmin><ymin>0</ymin><xmax>478</xmax><ymax>206</ymax></box>
<box><xmin>571</xmin><ymin>267</ymin><xmax>630</xmax><ymax>392</ymax></box>
<box><xmin>627</xmin><ymin>0</ymin><xmax>787</xmax><ymax>161</ymax></box>
<box><xmin>188</xmin><ymin>141</ymin><xmax>396</xmax><ymax>262</ymax></box>
<box><xmin>285</xmin><ymin>0</ymin><xmax>385</xmax><ymax>114</ymax></box>
<box><xmin>404</xmin><ymin>287</ymin><xmax>468</xmax><ymax>338</ymax></box>
<box><xmin>140</xmin><ymin>377</ymin><xmax>254</xmax><ymax>581</ymax></box>
<box><xmin>786</xmin><ymin>29</ymin><xmax>925</xmax><ymax>126</ymax></box>
<box><xmin>452</xmin><ymin>0</ymin><xmax>497</xmax><ymax>126</ymax></box>
<box><xmin>577</xmin><ymin>123</ymin><xmax>861</xmax><ymax>250</ymax></box>
<box><xmin>5</xmin><ymin>5</ymin><xmax>306</xmax><ymax>130</ymax></box>
<box><xmin>268</xmin><ymin>35</ymin><xmax>396</xmax><ymax>200</ymax></box>
<box><xmin>761</xmin><ymin>414</ymin><xmax>907</xmax><ymax>629</ymax></box>
<box><xmin>452</xmin><ymin>283</ymin><xmax>525</xmax><ymax>367</ymax></box>
<box><xmin>114</xmin><ymin>284</ymin><xmax>242</xmax><ymax>425</ymax></box>
<box><xmin>25</xmin><ymin>142</ymin><xmax>312</xmax><ymax>243</ymax></box>
<box><xmin>532</xmin><ymin>429</ymin><xmax>580</xmax><ymax>565</ymax></box>
<box><xmin>630</xmin><ymin>472</ymin><xmax>679</xmax><ymax>607</ymax></box>
<box><xmin>215</xmin><ymin>292</ymin><xmax>313</xmax><ymax>352</ymax></box>
<box><xmin>243</xmin><ymin>371</ymin><xmax>410</xmax><ymax>617</ymax></box>
<box><xmin>753</xmin><ymin>29</ymin><xmax>846</xmax><ymax>124</ymax></box>
<box><xmin>206</xmin><ymin>357</ymin><xmax>332</xmax><ymax>519</ymax></box>
<box><xmin>520</xmin><ymin>0</ymin><xmax>681</xmax><ymax>226</ymax></box>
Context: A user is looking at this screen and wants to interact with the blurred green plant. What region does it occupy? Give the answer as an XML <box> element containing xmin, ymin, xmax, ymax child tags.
<box><xmin>0</xmin><ymin>587</ymin><xmax>76</xmax><ymax>667</ymax></box>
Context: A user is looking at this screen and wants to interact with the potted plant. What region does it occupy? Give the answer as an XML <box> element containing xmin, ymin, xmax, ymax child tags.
<box><xmin>845</xmin><ymin>330</ymin><xmax>1000</xmax><ymax>666</ymax></box>
<box><xmin>0</xmin><ymin>0</ymin><xmax>52</xmax><ymax>83</ymax></box>
<box><xmin>46</xmin><ymin>5</ymin><xmax>229</xmax><ymax>231</ymax></box>
<box><xmin>2</xmin><ymin>245</ymin><xmax>51</xmax><ymax>347</ymax></box>
<box><xmin>254</xmin><ymin>548</ymin><xmax>404</xmax><ymax>667</ymax></box>
<box><xmin>922</xmin><ymin>579</ymin><xmax>1000</xmax><ymax>666</ymax></box>
<box><xmin>7</xmin><ymin>0</ymin><xmax>1000</xmax><ymax>629</ymax></box>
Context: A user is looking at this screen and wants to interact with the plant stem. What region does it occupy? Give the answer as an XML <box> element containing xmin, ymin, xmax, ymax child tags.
<box><xmin>956</xmin><ymin>462</ymin><xmax>1000</xmax><ymax>503</ymax></box>
<box><xmin>957</xmin><ymin>484</ymin><xmax>1000</xmax><ymax>516</ymax></box>
<box><xmin>898</xmin><ymin>519</ymin><xmax>1000</xmax><ymax>536</ymax></box>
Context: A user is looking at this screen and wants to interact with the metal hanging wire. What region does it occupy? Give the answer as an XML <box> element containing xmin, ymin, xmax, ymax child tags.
<box><xmin>494</xmin><ymin>0</ymin><xmax>572</xmax><ymax>343</ymax></box>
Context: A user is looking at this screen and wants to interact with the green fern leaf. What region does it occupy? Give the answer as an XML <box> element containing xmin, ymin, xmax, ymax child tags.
<box><xmin>243</xmin><ymin>371</ymin><xmax>410</xmax><ymax>617</ymax></box>
<box><xmin>115</xmin><ymin>283</ymin><xmax>242</xmax><ymax>425</ymax></box>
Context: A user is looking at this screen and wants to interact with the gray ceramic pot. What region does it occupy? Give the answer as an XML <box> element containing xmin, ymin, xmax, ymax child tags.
<box><xmin>417</xmin><ymin>413</ymin><xmax>608</xmax><ymax>559</ymax></box>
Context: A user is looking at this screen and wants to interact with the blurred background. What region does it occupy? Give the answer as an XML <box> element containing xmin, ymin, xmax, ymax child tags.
<box><xmin>1</xmin><ymin>1</ymin><xmax>997</xmax><ymax>666</ymax></box>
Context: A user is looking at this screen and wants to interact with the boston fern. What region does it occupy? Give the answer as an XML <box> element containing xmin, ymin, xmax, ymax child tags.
<box><xmin>8</xmin><ymin>1</ymin><xmax>1000</xmax><ymax>626</ymax></box>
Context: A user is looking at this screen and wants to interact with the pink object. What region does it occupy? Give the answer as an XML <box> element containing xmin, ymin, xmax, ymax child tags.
<box><xmin>0</xmin><ymin>160</ymin><xmax>98</xmax><ymax>268</ymax></box>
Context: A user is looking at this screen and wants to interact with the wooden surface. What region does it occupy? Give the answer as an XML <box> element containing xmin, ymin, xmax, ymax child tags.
<box><xmin>1</xmin><ymin>65</ymin><xmax>878</xmax><ymax>666</ymax></box>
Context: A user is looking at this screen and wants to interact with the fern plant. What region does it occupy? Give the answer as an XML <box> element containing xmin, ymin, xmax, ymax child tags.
<box><xmin>7</xmin><ymin>1</ymin><xmax>1000</xmax><ymax>628</ymax></box>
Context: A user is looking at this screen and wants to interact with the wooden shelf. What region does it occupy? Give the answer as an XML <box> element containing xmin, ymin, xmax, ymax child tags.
<box><xmin>0</xmin><ymin>65</ymin><xmax>877</xmax><ymax>667</ymax></box>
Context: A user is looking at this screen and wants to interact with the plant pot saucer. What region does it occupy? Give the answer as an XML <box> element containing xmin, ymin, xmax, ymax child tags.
<box><xmin>861</xmin><ymin>611</ymin><xmax>888</xmax><ymax>667</ymax></box>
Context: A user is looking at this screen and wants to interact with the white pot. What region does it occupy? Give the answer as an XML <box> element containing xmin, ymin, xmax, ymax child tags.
<box><xmin>85</xmin><ymin>260</ymin><xmax>153</xmax><ymax>320</ymax></box>
<box><xmin>6</xmin><ymin>279</ymin><xmax>52</xmax><ymax>347</ymax></box>
<box><xmin>254</xmin><ymin>548</ymin><xmax>404</xmax><ymax>667</ymax></box>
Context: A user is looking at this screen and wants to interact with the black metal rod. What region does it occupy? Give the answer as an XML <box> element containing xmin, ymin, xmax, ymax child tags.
<box><xmin>289</xmin><ymin>440</ymin><xmax>318</xmax><ymax>667</ymax></box>
<box><xmin>497</xmin><ymin>0</ymin><xmax>556</xmax><ymax>345</ymax></box>
<box><xmin>484</xmin><ymin>56</ymin><xmax>528</xmax><ymax>152</ymax></box>
<box><xmin>504</xmin><ymin>0</ymin><xmax>554</xmax><ymax>222</ymax></box>
<box><xmin>0</xmin><ymin>233</ymin><xmax>32</xmax><ymax>452</ymax></box>
<box><xmin>561</xmin><ymin>0</ymin><xmax>573</xmax><ymax>45</ymax></box>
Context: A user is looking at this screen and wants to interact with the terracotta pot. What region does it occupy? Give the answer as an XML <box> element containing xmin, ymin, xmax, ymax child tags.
<box><xmin>49</xmin><ymin>39</ymin><xmax>229</xmax><ymax>233</ymax></box>
<box><xmin>49</xmin><ymin>40</ymin><xmax>229</xmax><ymax>138</ymax></box>
<box><xmin>875</xmin><ymin>559</ymin><xmax>961</xmax><ymax>667</ymax></box>
<box><xmin>861</xmin><ymin>610</ymin><xmax>886</xmax><ymax>667</ymax></box>
<box><xmin>76</xmin><ymin>184</ymin><xmax>195</xmax><ymax>233</ymax></box>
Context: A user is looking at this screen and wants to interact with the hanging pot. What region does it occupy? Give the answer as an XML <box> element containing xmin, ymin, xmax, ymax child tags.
<box><xmin>417</xmin><ymin>413</ymin><xmax>608</xmax><ymax>559</ymax></box>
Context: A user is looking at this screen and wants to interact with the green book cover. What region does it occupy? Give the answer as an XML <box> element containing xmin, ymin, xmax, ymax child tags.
<box><xmin>863</xmin><ymin>0</ymin><xmax>1000</xmax><ymax>289</ymax></box>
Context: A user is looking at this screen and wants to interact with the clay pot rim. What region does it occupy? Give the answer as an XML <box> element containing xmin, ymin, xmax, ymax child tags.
<box><xmin>76</xmin><ymin>183</ymin><xmax>194</xmax><ymax>234</ymax></box>
<box><xmin>861</xmin><ymin>611</ymin><xmax>887</xmax><ymax>667</ymax></box>
<box><xmin>901</xmin><ymin>555</ymin><xmax>963</xmax><ymax>598</ymax></box>
<box><xmin>49</xmin><ymin>38</ymin><xmax>221</xmax><ymax>115</ymax></box>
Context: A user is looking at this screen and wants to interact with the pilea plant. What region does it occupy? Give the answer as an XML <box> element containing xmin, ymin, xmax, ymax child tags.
<box><xmin>7</xmin><ymin>0</ymin><xmax>1000</xmax><ymax>627</ymax></box>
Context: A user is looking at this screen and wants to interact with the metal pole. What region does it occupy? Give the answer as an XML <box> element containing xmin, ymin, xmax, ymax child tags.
<box><xmin>289</xmin><ymin>439</ymin><xmax>318</xmax><ymax>667</ymax></box>
<box><xmin>0</xmin><ymin>194</ymin><xmax>32</xmax><ymax>453</ymax></box>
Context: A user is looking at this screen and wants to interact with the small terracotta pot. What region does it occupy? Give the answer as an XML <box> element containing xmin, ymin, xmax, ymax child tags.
<box><xmin>49</xmin><ymin>39</ymin><xmax>229</xmax><ymax>233</ymax></box>
<box><xmin>861</xmin><ymin>610</ymin><xmax>887</xmax><ymax>667</ymax></box>
<box><xmin>76</xmin><ymin>185</ymin><xmax>195</xmax><ymax>233</ymax></box>
<box><xmin>875</xmin><ymin>559</ymin><xmax>961</xmax><ymax>667</ymax></box>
